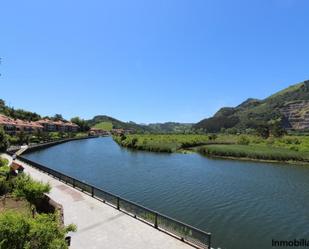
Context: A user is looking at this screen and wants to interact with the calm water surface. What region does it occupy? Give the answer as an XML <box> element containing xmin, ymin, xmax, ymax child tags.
<box><xmin>24</xmin><ymin>137</ymin><xmax>309</xmax><ymax>249</ymax></box>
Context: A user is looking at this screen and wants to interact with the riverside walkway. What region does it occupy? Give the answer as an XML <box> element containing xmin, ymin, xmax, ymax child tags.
<box><xmin>2</xmin><ymin>154</ymin><xmax>194</xmax><ymax>249</ymax></box>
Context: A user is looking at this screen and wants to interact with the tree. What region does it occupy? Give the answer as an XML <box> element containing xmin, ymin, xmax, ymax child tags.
<box><xmin>0</xmin><ymin>127</ymin><xmax>9</xmax><ymax>152</ymax></box>
<box><xmin>17</xmin><ymin>131</ymin><xmax>30</xmax><ymax>145</ymax></box>
<box><xmin>70</xmin><ymin>117</ymin><xmax>90</xmax><ymax>132</ymax></box>
<box><xmin>270</xmin><ymin>120</ymin><xmax>286</xmax><ymax>138</ymax></box>
<box><xmin>208</xmin><ymin>134</ymin><xmax>217</xmax><ymax>141</ymax></box>
<box><xmin>256</xmin><ymin>124</ymin><xmax>270</xmax><ymax>139</ymax></box>
<box><xmin>52</xmin><ymin>114</ymin><xmax>64</xmax><ymax>121</ymax></box>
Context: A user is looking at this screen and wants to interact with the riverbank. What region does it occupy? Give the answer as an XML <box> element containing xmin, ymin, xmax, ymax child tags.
<box><xmin>114</xmin><ymin>134</ymin><xmax>309</xmax><ymax>165</ymax></box>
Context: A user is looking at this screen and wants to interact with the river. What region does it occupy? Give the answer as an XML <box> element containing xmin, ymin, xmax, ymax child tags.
<box><xmin>23</xmin><ymin>137</ymin><xmax>309</xmax><ymax>249</ymax></box>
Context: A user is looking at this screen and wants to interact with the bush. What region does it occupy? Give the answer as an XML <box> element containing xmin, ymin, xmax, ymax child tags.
<box><xmin>0</xmin><ymin>158</ymin><xmax>8</xmax><ymax>167</ymax></box>
<box><xmin>13</xmin><ymin>174</ymin><xmax>51</xmax><ymax>206</ymax></box>
<box><xmin>266</xmin><ymin>137</ymin><xmax>275</xmax><ymax>145</ymax></box>
<box><xmin>0</xmin><ymin>127</ymin><xmax>9</xmax><ymax>152</ymax></box>
<box><xmin>237</xmin><ymin>135</ymin><xmax>250</xmax><ymax>145</ymax></box>
<box><xmin>208</xmin><ymin>134</ymin><xmax>217</xmax><ymax>141</ymax></box>
<box><xmin>282</xmin><ymin>137</ymin><xmax>301</xmax><ymax>145</ymax></box>
<box><xmin>8</xmin><ymin>135</ymin><xmax>19</xmax><ymax>145</ymax></box>
<box><xmin>0</xmin><ymin>211</ymin><xmax>30</xmax><ymax>249</ymax></box>
<box><xmin>0</xmin><ymin>211</ymin><xmax>76</xmax><ymax>249</ymax></box>
<box><xmin>0</xmin><ymin>176</ymin><xmax>10</xmax><ymax>195</ymax></box>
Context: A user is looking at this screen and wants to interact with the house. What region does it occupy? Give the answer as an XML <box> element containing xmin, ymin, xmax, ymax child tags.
<box><xmin>111</xmin><ymin>128</ymin><xmax>125</xmax><ymax>135</ymax></box>
<box><xmin>0</xmin><ymin>114</ymin><xmax>17</xmax><ymax>134</ymax></box>
<box><xmin>0</xmin><ymin>115</ymin><xmax>79</xmax><ymax>134</ymax></box>
<box><xmin>37</xmin><ymin>119</ymin><xmax>57</xmax><ymax>132</ymax></box>
<box><xmin>0</xmin><ymin>114</ymin><xmax>43</xmax><ymax>134</ymax></box>
<box><xmin>89</xmin><ymin>128</ymin><xmax>110</xmax><ymax>136</ymax></box>
<box><xmin>66</xmin><ymin>122</ymin><xmax>79</xmax><ymax>132</ymax></box>
<box><xmin>37</xmin><ymin>119</ymin><xmax>79</xmax><ymax>132</ymax></box>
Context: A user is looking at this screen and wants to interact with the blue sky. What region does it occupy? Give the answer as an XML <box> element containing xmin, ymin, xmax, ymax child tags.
<box><xmin>1</xmin><ymin>0</ymin><xmax>308</xmax><ymax>123</ymax></box>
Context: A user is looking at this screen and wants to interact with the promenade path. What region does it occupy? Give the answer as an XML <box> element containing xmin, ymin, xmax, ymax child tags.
<box><xmin>2</xmin><ymin>154</ymin><xmax>194</xmax><ymax>249</ymax></box>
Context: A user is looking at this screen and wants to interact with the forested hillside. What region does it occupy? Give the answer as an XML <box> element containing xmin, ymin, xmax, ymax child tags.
<box><xmin>194</xmin><ymin>80</ymin><xmax>309</xmax><ymax>133</ymax></box>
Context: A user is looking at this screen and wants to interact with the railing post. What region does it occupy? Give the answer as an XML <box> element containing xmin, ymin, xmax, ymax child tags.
<box><xmin>208</xmin><ymin>235</ymin><xmax>211</xmax><ymax>249</ymax></box>
<box><xmin>154</xmin><ymin>213</ymin><xmax>158</xmax><ymax>229</ymax></box>
<box><xmin>91</xmin><ymin>186</ymin><xmax>94</xmax><ymax>197</ymax></box>
<box><xmin>117</xmin><ymin>197</ymin><xmax>120</xmax><ymax>210</ymax></box>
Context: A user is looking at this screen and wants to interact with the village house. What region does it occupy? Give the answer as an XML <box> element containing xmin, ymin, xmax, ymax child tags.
<box><xmin>0</xmin><ymin>114</ymin><xmax>44</xmax><ymax>134</ymax></box>
<box><xmin>36</xmin><ymin>119</ymin><xmax>79</xmax><ymax>132</ymax></box>
<box><xmin>111</xmin><ymin>128</ymin><xmax>125</xmax><ymax>135</ymax></box>
<box><xmin>0</xmin><ymin>115</ymin><xmax>79</xmax><ymax>134</ymax></box>
<box><xmin>89</xmin><ymin>128</ymin><xmax>110</xmax><ymax>136</ymax></box>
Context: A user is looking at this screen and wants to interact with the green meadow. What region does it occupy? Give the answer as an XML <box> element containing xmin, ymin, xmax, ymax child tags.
<box><xmin>93</xmin><ymin>121</ymin><xmax>113</xmax><ymax>131</ymax></box>
<box><xmin>114</xmin><ymin>134</ymin><xmax>309</xmax><ymax>164</ymax></box>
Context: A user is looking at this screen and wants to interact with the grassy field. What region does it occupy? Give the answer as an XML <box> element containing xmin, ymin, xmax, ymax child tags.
<box><xmin>114</xmin><ymin>134</ymin><xmax>309</xmax><ymax>163</ymax></box>
<box><xmin>93</xmin><ymin>121</ymin><xmax>113</xmax><ymax>131</ymax></box>
<box><xmin>198</xmin><ymin>144</ymin><xmax>309</xmax><ymax>163</ymax></box>
<box><xmin>113</xmin><ymin>134</ymin><xmax>215</xmax><ymax>153</ymax></box>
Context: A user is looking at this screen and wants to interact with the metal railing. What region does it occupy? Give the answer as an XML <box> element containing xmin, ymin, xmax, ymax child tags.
<box><xmin>16</xmin><ymin>155</ymin><xmax>211</xmax><ymax>249</ymax></box>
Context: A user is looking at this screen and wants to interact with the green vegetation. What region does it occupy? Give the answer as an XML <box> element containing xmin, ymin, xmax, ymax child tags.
<box><xmin>114</xmin><ymin>134</ymin><xmax>309</xmax><ymax>164</ymax></box>
<box><xmin>0</xmin><ymin>127</ymin><xmax>9</xmax><ymax>152</ymax></box>
<box><xmin>0</xmin><ymin>211</ymin><xmax>76</xmax><ymax>249</ymax></box>
<box><xmin>93</xmin><ymin>121</ymin><xmax>113</xmax><ymax>131</ymax></box>
<box><xmin>70</xmin><ymin>117</ymin><xmax>90</xmax><ymax>132</ymax></box>
<box><xmin>0</xmin><ymin>156</ymin><xmax>76</xmax><ymax>248</ymax></box>
<box><xmin>0</xmin><ymin>158</ymin><xmax>8</xmax><ymax>168</ymax></box>
<box><xmin>114</xmin><ymin>134</ymin><xmax>222</xmax><ymax>153</ymax></box>
<box><xmin>147</xmin><ymin>122</ymin><xmax>193</xmax><ymax>134</ymax></box>
<box><xmin>194</xmin><ymin>80</ymin><xmax>309</xmax><ymax>133</ymax></box>
<box><xmin>0</xmin><ymin>99</ymin><xmax>41</xmax><ymax>121</ymax></box>
<box><xmin>6</xmin><ymin>131</ymin><xmax>89</xmax><ymax>146</ymax></box>
<box><xmin>13</xmin><ymin>174</ymin><xmax>51</xmax><ymax>206</ymax></box>
<box><xmin>198</xmin><ymin>144</ymin><xmax>309</xmax><ymax>163</ymax></box>
<box><xmin>87</xmin><ymin>115</ymin><xmax>152</xmax><ymax>133</ymax></box>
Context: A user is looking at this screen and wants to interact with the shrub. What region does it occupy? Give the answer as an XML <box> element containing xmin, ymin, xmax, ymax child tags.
<box><xmin>266</xmin><ymin>137</ymin><xmax>275</xmax><ymax>145</ymax></box>
<box><xmin>289</xmin><ymin>145</ymin><xmax>299</xmax><ymax>151</ymax></box>
<box><xmin>8</xmin><ymin>135</ymin><xmax>19</xmax><ymax>145</ymax></box>
<box><xmin>131</xmin><ymin>137</ymin><xmax>138</xmax><ymax>146</ymax></box>
<box><xmin>0</xmin><ymin>127</ymin><xmax>9</xmax><ymax>152</ymax></box>
<box><xmin>0</xmin><ymin>176</ymin><xmax>10</xmax><ymax>195</ymax></box>
<box><xmin>208</xmin><ymin>134</ymin><xmax>217</xmax><ymax>141</ymax></box>
<box><xmin>0</xmin><ymin>158</ymin><xmax>8</xmax><ymax>167</ymax></box>
<box><xmin>237</xmin><ymin>135</ymin><xmax>250</xmax><ymax>145</ymax></box>
<box><xmin>0</xmin><ymin>211</ymin><xmax>76</xmax><ymax>249</ymax></box>
<box><xmin>0</xmin><ymin>211</ymin><xmax>30</xmax><ymax>249</ymax></box>
<box><xmin>282</xmin><ymin>137</ymin><xmax>301</xmax><ymax>145</ymax></box>
<box><xmin>13</xmin><ymin>174</ymin><xmax>51</xmax><ymax>206</ymax></box>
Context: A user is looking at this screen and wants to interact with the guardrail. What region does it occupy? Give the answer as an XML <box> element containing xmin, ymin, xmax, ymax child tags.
<box><xmin>16</xmin><ymin>155</ymin><xmax>212</xmax><ymax>249</ymax></box>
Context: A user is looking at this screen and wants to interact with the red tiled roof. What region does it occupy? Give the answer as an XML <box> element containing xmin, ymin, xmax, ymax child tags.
<box><xmin>0</xmin><ymin>115</ymin><xmax>78</xmax><ymax>129</ymax></box>
<box><xmin>0</xmin><ymin>114</ymin><xmax>43</xmax><ymax>129</ymax></box>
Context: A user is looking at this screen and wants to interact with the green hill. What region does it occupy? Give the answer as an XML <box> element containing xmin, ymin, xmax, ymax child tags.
<box><xmin>147</xmin><ymin>122</ymin><xmax>193</xmax><ymax>133</ymax></box>
<box><xmin>194</xmin><ymin>80</ymin><xmax>309</xmax><ymax>132</ymax></box>
<box><xmin>93</xmin><ymin>122</ymin><xmax>113</xmax><ymax>131</ymax></box>
<box><xmin>87</xmin><ymin>115</ymin><xmax>152</xmax><ymax>133</ymax></box>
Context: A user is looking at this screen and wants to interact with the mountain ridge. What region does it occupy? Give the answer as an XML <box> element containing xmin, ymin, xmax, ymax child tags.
<box><xmin>194</xmin><ymin>80</ymin><xmax>309</xmax><ymax>132</ymax></box>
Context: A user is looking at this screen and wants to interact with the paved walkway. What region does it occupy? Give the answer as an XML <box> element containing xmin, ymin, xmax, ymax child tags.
<box><xmin>1</xmin><ymin>154</ymin><xmax>193</xmax><ymax>249</ymax></box>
